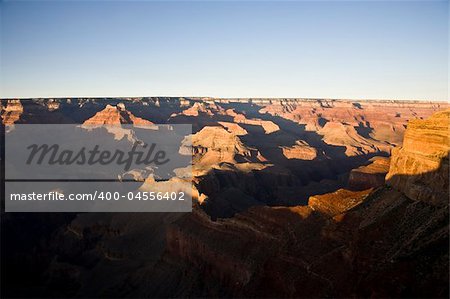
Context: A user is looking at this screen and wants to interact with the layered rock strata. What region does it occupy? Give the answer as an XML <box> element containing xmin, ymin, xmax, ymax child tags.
<box><xmin>386</xmin><ymin>109</ymin><xmax>449</xmax><ymax>205</ymax></box>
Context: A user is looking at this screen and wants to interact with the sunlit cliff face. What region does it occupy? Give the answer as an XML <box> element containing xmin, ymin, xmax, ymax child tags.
<box><xmin>386</xmin><ymin>109</ymin><xmax>450</xmax><ymax>205</ymax></box>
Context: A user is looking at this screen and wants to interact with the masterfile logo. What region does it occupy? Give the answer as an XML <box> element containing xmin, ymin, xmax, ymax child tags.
<box><xmin>25</xmin><ymin>141</ymin><xmax>170</xmax><ymax>172</ymax></box>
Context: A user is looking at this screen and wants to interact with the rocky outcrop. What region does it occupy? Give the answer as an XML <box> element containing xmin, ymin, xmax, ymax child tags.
<box><xmin>46</xmin><ymin>100</ymin><xmax>60</xmax><ymax>111</ymax></box>
<box><xmin>180</xmin><ymin>102</ymin><xmax>211</xmax><ymax>117</ymax></box>
<box><xmin>318</xmin><ymin>121</ymin><xmax>382</xmax><ymax>156</ymax></box>
<box><xmin>171</xmin><ymin>101</ymin><xmax>225</xmax><ymax>117</ymax></box>
<box><xmin>189</xmin><ymin>126</ymin><xmax>263</xmax><ymax>167</ymax></box>
<box><xmin>308</xmin><ymin>188</ymin><xmax>372</xmax><ymax>217</ymax></box>
<box><xmin>280</xmin><ymin>140</ymin><xmax>317</xmax><ymax>160</ymax></box>
<box><xmin>348</xmin><ymin>156</ymin><xmax>390</xmax><ymax>190</ymax></box>
<box><xmin>218</xmin><ymin>121</ymin><xmax>248</xmax><ymax>136</ymax></box>
<box><xmin>83</xmin><ymin>103</ymin><xmax>154</xmax><ymax>125</ymax></box>
<box><xmin>386</xmin><ymin>109</ymin><xmax>449</xmax><ymax>205</ymax></box>
<box><xmin>1</xmin><ymin>100</ymin><xmax>23</xmax><ymax>124</ymax></box>
<box><xmin>225</xmin><ymin>109</ymin><xmax>280</xmax><ymax>134</ymax></box>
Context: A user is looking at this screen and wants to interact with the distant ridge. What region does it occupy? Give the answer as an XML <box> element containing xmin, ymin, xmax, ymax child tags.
<box><xmin>1</xmin><ymin>96</ymin><xmax>448</xmax><ymax>104</ymax></box>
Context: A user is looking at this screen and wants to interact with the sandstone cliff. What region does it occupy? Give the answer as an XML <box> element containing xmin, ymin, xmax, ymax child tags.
<box><xmin>386</xmin><ymin>109</ymin><xmax>449</xmax><ymax>205</ymax></box>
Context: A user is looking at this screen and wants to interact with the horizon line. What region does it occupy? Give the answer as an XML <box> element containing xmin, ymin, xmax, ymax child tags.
<box><xmin>1</xmin><ymin>96</ymin><xmax>448</xmax><ymax>103</ymax></box>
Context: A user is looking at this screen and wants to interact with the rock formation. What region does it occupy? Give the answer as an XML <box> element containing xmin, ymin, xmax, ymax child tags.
<box><xmin>1</xmin><ymin>100</ymin><xmax>23</xmax><ymax>124</ymax></box>
<box><xmin>189</xmin><ymin>126</ymin><xmax>263</xmax><ymax>168</ymax></box>
<box><xmin>280</xmin><ymin>140</ymin><xmax>317</xmax><ymax>160</ymax></box>
<box><xmin>348</xmin><ymin>156</ymin><xmax>390</xmax><ymax>190</ymax></box>
<box><xmin>218</xmin><ymin>121</ymin><xmax>248</xmax><ymax>136</ymax></box>
<box><xmin>171</xmin><ymin>101</ymin><xmax>226</xmax><ymax>118</ymax></box>
<box><xmin>225</xmin><ymin>108</ymin><xmax>280</xmax><ymax>134</ymax></box>
<box><xmin>308</xmin><ymin>188</ymin><xmax>372</xmax><ymax>217</ymax></box>
<box><xmin>46</xmin><ymin>99</ymin><xmax>60</xmax><ymax>111</ymax></box>
<box><xmin>83</xmin><ymin>103</ymin><xmax>154</xmax><ymax>125</ymax></box>
<box><xmin>318</xmin><ymin>121</ymin><xmax>383</xmax><ymax>156</ymax></box>
<box><xmin>386</xmin><ymin>109</ymin><xmax>449</xmax><ymax>205</ymax></box>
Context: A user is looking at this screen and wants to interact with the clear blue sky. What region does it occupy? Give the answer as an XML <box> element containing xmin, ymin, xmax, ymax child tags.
<box><xmin>0</xmin><ymin>0</ymin><xmax>448</xmax><ymax>100</ymax></box>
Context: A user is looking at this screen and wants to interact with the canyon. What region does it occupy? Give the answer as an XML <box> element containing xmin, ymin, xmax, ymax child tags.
<box><xmin>1</xmin><ymin>98</ymin><xmax>449</xmax><ymax>298</ymax></box>
<box><xmin>164</xmin><ymin>109</ymin><xmax>449</xmax><ymax>297</ymax></box>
